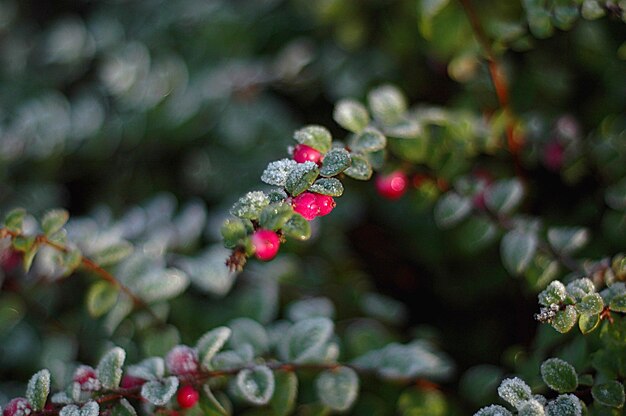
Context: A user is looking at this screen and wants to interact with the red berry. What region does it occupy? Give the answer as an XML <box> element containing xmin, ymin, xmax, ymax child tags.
<box><xmin>73</xmin><ymin>365</ymin><xmax>100</xmax><ymax>391</ymax></box>
<box><xmin>176</xmin><ymin>385</ymin><xmax>200</xmax><ymax>409</ymax></box>
<box><xmin>292</xmin><ymin>192</ymin><xmax>319</xmax><ymax>220</ymax></box>
<box><xmin>543</xmin><ymin>140</ymin><xmax>564</xmax><ymax>171</ymax></box>
<box><xmin>166</xmin><ymin>345</ymin><xmax>199</xmax><ymax>376</ymax></box>
<box><xmin>375</xmin><ymin>171</ymin><xmax>408</xmax><ymax>200</ymax></box>
<box><xmin>121</xmin><ymin>374</ymin><xmax>146</xmax><ymax>389</ymax></box>
<box><xmin>315</xmin><ymin>194</ymin><xmax>335</xmax><ymax>217</ymax></box>
<box><xmin>251</xmin><ymin>229</ymin><xmax>281</xmax><ymax>261</ymax></box>
<box><xmin>3</xmin><ymin>397</ymin><xmax>31</xmax><ymax>416</ymax></box>
<box><xmin>293</xmin><ymin>144</ymin><xmax>322</xmax><ymax>164</ymax></box>
<box><xmin>1</xmin><ymin>249</ymin><xmax>22</xmax><ymax>272</ymax></box>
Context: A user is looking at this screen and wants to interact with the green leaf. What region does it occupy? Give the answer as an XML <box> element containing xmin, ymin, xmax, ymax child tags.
<box><xmin>474</xmin><ymin>405</ymin><xmax>513</xmax><ymax>416</ymax></box>
<box><xmin>484</xmin><ymin>179</ymin><xmax>524</xmax><ymax>215</ymax></box>
<box><xmin>231</xmin><ymin>191</ymin><xmax>270</xmax><ymax>220</ymax></box>
<box><xmin>61</xmin><ymin>249</ymin><xmax>83</xmax><ymax>276</ymax></box>
<box><xmin>351</xmin><ymin>128</ymin><xmax>387</xmax><ymax>153</ymax></box>
<box><xmin>110</xmin><ymin>399</ymin><xmax>137</xmax><ymax>416</ymax></box>
<box><xmin>343</xmin><ymin>155</ymin><xmax>372</xmax><ymax>180</ymax></box>
<box><xmin>539</xmin><ymin>281</ymin><xmax>567</xmax><ymax>306</ymax></box>
<box><xmin>581</xmin><ymin>0</ymin><xmax>606</xmax><ymax>19</ymax></box>
<box><xmin>367</xmin><ymin>85</ymin><xmax>407</xmax><ymax>125</ymax></box>
<box><xmin>96</xmin><ymin>347</ymin><xmax>126</xmax><ymax>389</ymax></box>
<box><xmin>434</xmin><ymin>192</ymin><xmax>472</xmax><ymax>228</ymax></box>
<box><xmin>541</xmin><ymin>358</ymin><xmax>578</xmax><ymax>393</ymax></box>
<box><xmin>609</xmin><ymin>294</ymin><xmax>626</xmax><ymax>313</ymax></box>
<box><xmin>545</xmin><ymin>394</ymin><xmax>582</xmax><ymax>416</ymax></box>
<box><xmin>293</xmin><ymin>125</ymin><xmax>332</xmax><ymax>153</ymax></box>
<box><xmin>59</xmin><ymin>401</ymin><xmax>99</xmax><ymax>416</ymax></box>
<box><xmin>227</xmin><ymin>318</ymin><xmax>269</xmax><ymax>356</ymax></box>
<box><xmin>320</xmin><ymin>148</ymin><xmax>351</xmax><ymax>177</ymax></box>
<box><xmin>22</xmin><ymin>243</ymin><xmax>40</xmax><ymax>272</ymax></box>
<box><xmin>278</xmin><ymin>317</ymin><xmax>334</xmax><ymax>363</ymax></box>
<box><xmin>333</xmin><ymin>99</ymin><xmax>370</xmax><ymax>133</ymax></box>
<box><xmin>270</xmin><ymin>371</ymin><xmax>298</xmax><ymax>416</ymax></box>
<box><xmin>417</xmin><ymin>0</ymin><xmax>451</xmax><ymax>39</ymax></box>
<box><xmin>309</xmin><ymin>178</ymin><xmax>344</xmax><ymax>197</ymax></box>
<box><xmin>259</xmin><ymin>203</ymin><xmax>294</xmax><ymax>230</ymax></box>
<box><xmin>497</xmin><ymin>377</ymin><xmax>532</xmax><ymax>408</ymax></box>
<box><xmin>282</xmin><ymin>214</ymin><xmax>311</xmax><ymax>241</ymax></box>
<box><xmin>86</xmin><ymin>281</ymin><xmax>120</xmax><ymax>318</ymax></box>
<box><xmin>399</xmin><ymin>388</ymin><xmax>448</xmax><ymax>416</ymax></box>
<box><xmin>591</xmin><ymin>381</ymin><xmax>625</xmax><ymax>408</ymax></box>
<box><xmin>142</xmin><ymin>325</ymin><xmax>180</xmax><ymax>357</ymax></box>
<box><xmin>26</xmin><ymin>369</ymin><xmax>50</xmax><ymax>411</ymax></box>
<box><xmin>12</xmin><ymin>235</ymin><xmax>36</xmax><ymax>252</ymax></box>
<box><xmin>201</xmin><ymin>385</ymin><xmax>231</xmax><ymax>416</ymax></box>
<box><xmin>500</xmin><ymin>231</ymin><xmax>538</xmax><ymax>275</ymax></box>
<box><xmin>4</xmin><ymin>208</ymin><xmax>26</xmax><ymax>233</ymax></box>
<box><xmin>236</xmin><ymin>365</ymin><xmax>275</xmax><ymax>405</ymax></box>
<box><xmin>196</xmin><ymin>326</ymin><xmax>231</xmax><ymax>370</ymax></box>
<box><xmin>41</xmin><ymin>209</ymin><xmax>69</xmax><ymax>236</ymax></box>
<box><xmin>575</xmin><ymin>293</ymin><xmax>603</xmax><ymax>316</ymax></box>
<box><xmin>285</xmin><ymin>162</ymin><xmax>319</xmax><ymax>196</ymax></box>
<box><xmin>523</xmin><ymin>0</ymin><xmax>554</xmax><ymax>38</ymax></box>
<box><xmin>578</xmin><ymin>313</ymin><xmax>600</xmax><ymax>334</ymax></box>
<box><xmin>126</xmin><ymin>357</ymin><xmax>165</xmax><ymax>381</ymax></box>
<box><xmin>548</xmin><ymin>227</ymin><xmax>589</xmax><ymax>255</ymax></box>
<box><xmin>261</xmin><ymin>159</ymin><xmax>298</xmax><ymax>187</ymax></box>
<box><xmin>517</xmin><ymin>400</ymin><xmax>546</xmax><ymax>415</ymax></box>
<box><xmin>91</xmin><ymin>242</ymin><xmax>133</xmax><ymax>267</ymax></box>
<box><xmin>221</xmin><ymin>218</ymin><xmax>250</xmax><ymax>249</ymax></box>
<box><xmin>141</xmin><ymin>376</ymin><xmax>179</xmax><ymax>406</ymax></box>
<box><xmin>316</xmin><ymin>367</ymin><xmax>359</xmax><ymax>412</ymax></box>
<box><xmin>551</xmin><ymin>305</ymin><xmax>578</xmax><ymax>334</ymax></box>
<box><xmin>566</xmin><ymin>278</ymin><xmax>595</xmax><ymax>302</ymax></box>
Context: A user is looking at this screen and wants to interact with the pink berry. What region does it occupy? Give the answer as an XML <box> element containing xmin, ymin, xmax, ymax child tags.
<box><xmin>166</xmin><ymin>345</ymin><xmax>199</xmax><ymax>376</ymax></box>
<box><xmin>176</xmin><ymin>385</ymin><xmax>200</xmax><ymax>409</ymax></box>
<box><xmin>293</xmin><ymin>144</ymin><xmax>322</xmax><ymax>164</ymax></box>
<box><xmin>292</xmin><ymin>192</ymin><xmax>320</xmax><ymax>220</ymax></box>
<box><xmin>3</xmin><ymin>397</ymin><xmax>31</xmax><ymax>416</ymax></box>
<box><xmin>73</xmin><ymin>365</ymin><xmax>100</xmax><ymax>391</ymax></box>
<box><xmin>1</xmin><ymin>249</ymin><xmax>22</xmax><ymax>272</ymax></box>
<box><xmin>250</xmin><ymin>229</ymin><xmax>281</xmax><ymax>261</ymax></box>
<box><xmin>315</xmin><ymin>194</ymin><xmax>335</xmax><ymax>217</ymax></box>
<box><xmin>121</xmin><ymin>374</ymin><xmax>146</xmax><ymax>389</ymax></box>
<box><xmin>543</xmin><ymin>140</ymin><xmax>564</xmax><ymax>171</ymax></box>
<box><xmin>375</xmin><ymin>171</ymin><xmax>408</xmax><ymax>200</ymax></box>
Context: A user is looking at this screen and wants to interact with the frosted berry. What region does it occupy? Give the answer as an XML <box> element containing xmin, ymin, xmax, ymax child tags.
<box><xmin>73</xmin><ymin>365</ymin><xmax>101</xmax><ymax>391</ymax></box>
<box><xmin>3</xmin><ymin>397</ymin><xmax>31</xmax><ymax>416</ymax></box>
<box><xmin>375</xmin><ymin>171</ymin><xmax>408</xmax><ymax>200</ymax></box>
<box><xmin>166</xmin><ymin>345</ymin><xmax>199</xmax><ymax>376</ymax></box>
<box><xmin>293</xmin><ymin>144</ymin><xmax>322</xmax><ymax>164</ymax></box>
<box><xmin>292</xmin><ymin>192</ymin><xmax>319</xmax><ymax>220</ymax></box>
<box><xmin>543</xmin><ymin>140</ymin><xmax>564</xmax><ymax>171</ymax></box>
<box><xmin>250</xmin><ymin>229</ymin><xmax>281</xmax><ymax>261</ymax></box>
<box><xmin>121</xmin><ymin>374</ymin><xmax>146</xmax><ymax>389</ymax></box>
<box><xmin>177</xmin><ymin>385</ymin><xmax>200</xmax><ymax>409</ymax></box>
<box><xmin>315</xmin><ymin>194</ymin><xmax>335</xmax><ymax>217</ymax></box>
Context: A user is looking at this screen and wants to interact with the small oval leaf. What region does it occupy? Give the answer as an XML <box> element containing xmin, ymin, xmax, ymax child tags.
<box><xmin>541</xmin><ymin>358</ymin><xmax>578</xmax><ymax>393</ymax></box>
<box><xmin>316</xmin><ymin>366</ymin><xmax>359</xmax><ymax>412</ymax></box>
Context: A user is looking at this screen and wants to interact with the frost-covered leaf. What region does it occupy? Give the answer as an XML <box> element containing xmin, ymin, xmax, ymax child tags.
<box><xmin>547</xmin><ymin>227</ymin><xmax>589</xmax><ymax>255</ymax></box>
<box><xmin>202</xmin><ymin>384</ymin><xmax>230</xmax><ymax>416</ymax></box>
<box><xmin>581</xmin><ymin>0</ymin><xmax>605</xmax><ymax>19</ymax></box>
<box><xmin>282</xmin><ymin>214</ymin><xmax>311</xmax><ymax>241</ymax></box>
<box><xmin>578</xmin><ymin>313</ymin><xmax>600</xmax><ymax>334</ymax></box>
<box><xmin>179</xmin><ymin>247</ymin><xmax>237</xmax><ymax>297</ymax></box>
<box><xmin>541</xmin><ymin>358</ymin><xmax>578</xmax><ymax>393</ymax></box>
<box><xmin>211</xmin><ymin>350</ymin><xmax>246</xmax><ymax>371</ymax></box>
<box><xmin>285</xmin><ymin>161</ymin><xmax>319</xmax><ymax>196</ymax></box>
<box><xmin>518</xmin><ymin>400</ymin><xmax>545</xmax><ymax>416</ymax></box>
<box><xmin>309</xmin><ymin>178</ymin><xmax>344</xmax><ymax>197</ymax></box>
<box><xmin>221</xmin><ymin>218</ymin><xmax>250</xmax><ymax>249</ymax></box>
<box><xmin>351</xmin><ymin>128</ymin><xmax>387</xmax><ymax>153</ymax></box>
<box><xmin>259</xmin><ymin>203</ymin><xmax>294</xmax><ymax>230</ymax></box>
<box><xmin>551</xmin><ymin>305</ymin><xmax>578</xmax><ymax>334</ymax></box>
<box><xmin>368</xmin><ymin>85</ymin><xmax>407</xmax><ymax>124</ymax></box>
<box><xmin>293</xmin><ymin>125</ymin><xmax>332</xmax><ymax>153</ymax></box>
<box><xmin>91</xmin><ymin>241</ymin><xmax>134</xmax><ymax>266</ymax></box>
<box><xmin>97</xmin><ymin>347</ymin><xmax>126</xmax><ymax>389</ymax></box>
<box><xmin>320</xmin><ymin>148</ymin><xmax>351</xmax><ymax>177</ymax></box>
<box><xmin>227</xmin><ymin>318</ymin><xmax>269</xmax><ymax>356</ymax></box>
<box><xmin>270</xmin><ymin>371</ymin><xmax>298</xmax><ymax>416</ymax></box>
<box><xmin>26</xmin><ymin>369</ymin><xmax>50</xmax><ymax>411</ymax></box>
<box><xmin>197</xmin><ymin>326</ymin><xmax>231</xmax><ymax>370</ymax></box>
<box><xmin>566</xmin><ymin>278</ymin><xmax>595</xmax><ymax>302</ymax></box>
<box><xmin>261</xmin><ymin>159</ymin><xmax>298</xmax><ymax>187</ymax></box>
<box><xmin>4</xmin><ymin>208</ymin><xmax>26</xmax><ymax>232</ymax></box>
<box><xmin>343</xmin><ymin>154</ymin><xmax>372</xmax><ymax>180</ymax></box>
<box><xmin>287</xmin><ymin>297</ymin><xmax>335</xmax><ymax>321</ymax></box>
<box><xmin>141</xmin><ymin>376</ymin><xmax>179</xmax><ymax>406</ymax></box>
<box><xmin>59</xmin><ymin>401</ymin><xmax>99</xmax><ymax>416</ymax></box>
<box><xmin>498</xmin><ymin>377</ymin><xmax>533</xmax><ymax>408</ymax></box>
<box><xmin>110</xmin><ymin>399</ymin><xmax>137</xmax><ymax>416</ymax></box>
<box><xmin>127</xmin><ymin>357</ymin><xmax>165</xmax><ymax>381</ymax></box>
<box><xmin>279</xmin><ymin>317</ymin><xmax>334</xmax><ymax>363</ymax></box>
<box><xmin>485</xmin><ymin>179</ymin><xmax>524</xmax><ymax>215</ymax></box>
<box><xmin>545</xmin><ymin>394</ymin><xmax>582</xmax><ymax>416</ymax></box>
<box><xmin>539</xmin><ymin>281</ymin><xmax>567</xmax><ymax>306</ymax></box>
<box><xmin>609</xmin><ymin>293</ymin><xmax>626</xmax><ymax>312</ymax></box>
<box><xmin>316</xmin><ymin>367</ymin><xmax>359</xmax><ymax>412</ymax></box>
<box><xmin>42</xmin><ymin>209</ymin><xmax>70</xmax><ymax>236</ymax></box>
<box><xmin>231</xmin><ymin>191</ymin><xmax>270</xmax><ymax>219</ymax></box>
<box><xmin>575</xmin><ymin>293</ymin><xmax>603</xmax><ymax>316</ymax></box>
<box><xmin>501</xmin><ymin>231</ymin><xmax>538</xmax><ymax>275</ymax></box>
<box><xmin>334</xmin><ymin>99</ymin><xmax>369</xmax><ymax>133</ymax></box>
<box><xmin>360</xmin><ymin>292</ymin><xmax>408</xmax><ymax>325</ymax></box>
<box><xmin>434</xmin><ymin>192</ymin><xmax>472</xmax><ymax>228</ymax></box>
<box><xmin>235</xmin><ymin>365</ymin><xmax>275</xmax><ymax>405</ymax></box>
<box><xmin>591</xmin><ymin>381</ymin><xmax>625</xmax><ymax>408</ymax></box>
<box><xmin>86</xmin><ymin>281</ymin><xmax>119</xmax><ymax>318</ymax></box>
<box><xmin>474</xmin><ymin>405</ymin><xmax>513</xmax><ymax>416</ymax></box>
